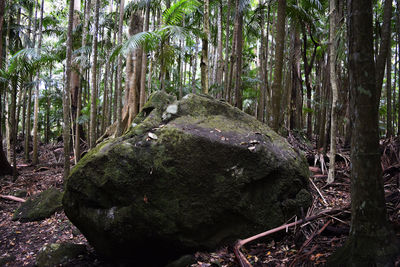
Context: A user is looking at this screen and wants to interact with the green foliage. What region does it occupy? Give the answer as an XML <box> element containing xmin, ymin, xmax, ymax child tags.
<box><xmin>163</xmin><ymin>0</ymin><xmax>200</xmax><ymax>26</ymax></box>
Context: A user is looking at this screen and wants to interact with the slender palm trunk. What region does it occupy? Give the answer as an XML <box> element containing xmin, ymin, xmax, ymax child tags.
<box><xmin>139</xmin><ymin>4</ymin><xmax>150</xmax><ymax>110</ymax></box>
<box><xmin>32</xmin><ymin>0</ymin><xmax>45</xmax><ymax>165</ymax></box>
<box><xmin>234</xmin><ymin>4</ymin><xmax>243</xmax><ymax>109</ymax></box>
<box><xmin>223</xmin><ymin>0</ymin><xmax>231</xmax><ymax>99</ymax></box>
<box><xmin>63</xmin><ymin>0</ymin><xmax>74</xmax><ymax>178</ymax></box>
<box><xmin>89</xmin><ymin>0</ymin><xmax>100</xmax><ymax>146</ymax></box>
<box><xmin>375</xmin><ymin>0</ymin><xmax>392</xmax><ymax>104</ymax></box>
<box><xmin>115</xmin><ymin>0</ymin><xmax>125</xmax><ymax>137</ymax></box>
<box><xmin>271</xmin><ymin>0</ymin><xmax>286</xmax><ymax>131</ymax></box>
<box><xmin>328</xmin><ymin>0</ymin><xmax>339</xmax><ymax>184</ymax></box>
<box><xmin>257</xmin><ymin>0</ymin><xmax>265</xmax><ymax>122</ymax></box>
<box><xmin>201</xmin><ymin>0</ymin><xmax>210</xmax><ymax>94</ymax></box>
<box><xmin>0</xmin><ymin>0</ymin><xmax>12</xmax><ymax>175</ymax></box>
<box><xmin>192</xmin><ymin>38</ymin><xmax>199</xmax><ymax>93</ymax></box>
<box><xmin>386</xmin><ymin>46</ymin><xmax>393</xmax><ymax>137</ymax></box>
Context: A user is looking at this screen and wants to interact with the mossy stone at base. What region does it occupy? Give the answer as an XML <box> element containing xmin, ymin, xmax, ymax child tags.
<box><xmin>63</xmin><ymin>93</ymin><xmax>311</xmax><ymax>266</ymax></box>
<box><xmin>12</xmin><ymin>188</ymin><xmax>63</xmax><ymax>222</ymax></box>
<box><xmin>36</xmin><ymin>242</ymin><xmax>86</xmax><ymax>267</ymax></box>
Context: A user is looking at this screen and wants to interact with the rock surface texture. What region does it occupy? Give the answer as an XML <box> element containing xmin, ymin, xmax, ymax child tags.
<box><xmin>36</xmin><ymin>242</ymin><xmax>86</xmax><ymax>267</ymax></box>
<box><xmin>13</xmin><ymin>188</ymin><xmax>63</xmax><ymax>222</ymax></box>
<box><xmin>63</xmin><ymin>93</ymin><xmax>311</xmax><ymax>266</ymax></box>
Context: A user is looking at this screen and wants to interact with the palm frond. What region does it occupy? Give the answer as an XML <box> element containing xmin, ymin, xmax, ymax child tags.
<box><xmin>163</xmin><ymin>0</ymin><xmax>201</xmax><ymax>26</ymax></box>
<box><xmin>121</xmin><ymin>31</ymin><xmax>160</xmax><ymax>55</ymax></box>
<box><xmin>159</xmin><ymin>25</ymin><xmax>191</xmax><ymax>40</ymax></box>
<box><xmin>287</xmin><ymin>4</ymin><xmax>315</xmax><ymax>25</ymax></box>
<box><xmin>301</xmin><ymin>0</ymin><xmax>323</xmax><ymax>11</ymax></box>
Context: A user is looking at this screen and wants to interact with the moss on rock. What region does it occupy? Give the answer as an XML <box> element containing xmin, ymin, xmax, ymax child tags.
<box><xmin>36</xmin><ymin>242</ymin><xmax>86</xmax><ymax>267</ymax></box>
<box><xmin>13</xmin><ymin>188</ymin><xmax>63</xmax><ymax>222</ymax></box>
<box><xmin>63</xmin><ymin>93</ymin><xmax>311</xmax><ymax>266</ymax></box>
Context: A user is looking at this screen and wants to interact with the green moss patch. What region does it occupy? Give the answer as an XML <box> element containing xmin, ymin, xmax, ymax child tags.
<box><xmin>13</xmin><ymin>188</ymin><xmax>63</xmax><ymax>222</ymax></box>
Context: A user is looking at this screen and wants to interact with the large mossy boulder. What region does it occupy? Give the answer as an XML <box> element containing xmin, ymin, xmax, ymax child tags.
<box><xmin>63</xmin><ymin>92</ymin><xmax>311</xmax><ymax>266</ymax></box>
<box><xmin>13</xmin><ymin>188</ymin><xmax>63</xmax><ymax>222</ymax></box>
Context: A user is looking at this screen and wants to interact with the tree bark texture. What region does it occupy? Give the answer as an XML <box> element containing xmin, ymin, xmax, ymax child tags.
<box><xmin>328</xmin><ymin>0</ymin><xmax>339</xmax><ymax>184</ymax></box>
<box><xmin>89</xmin><ymin>0</ymin><xmax>100</xmax><ymax>146</ymax></box>
<box><xmin>271</xmin><ymin>0</ymin><xmax>286</xmax><ymax>131</ymax></box>
<box><xmin>32</xmin><ymin>0</ymin><xmax>45</xmax><ymax>165</ymax></box>
<box><xmin>201</xmin><ymin>0</ymin><xmax>210</xmax><ymax>94</ymax></box>
<box><xmin>63</xmin><ymin>0</ymin><xmax>75</xmax><ymax>178</ymax></box>
<box><xmin>0</xmin><ymin>0</ymin><xmax>12</xmax><ymax>176</ymax></box>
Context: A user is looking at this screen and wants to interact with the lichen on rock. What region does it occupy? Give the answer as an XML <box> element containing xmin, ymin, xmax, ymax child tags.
<box><xmin>63</xmin><ymin>92</ymin><xmax>311</xmax><ymax>266</ymax></box>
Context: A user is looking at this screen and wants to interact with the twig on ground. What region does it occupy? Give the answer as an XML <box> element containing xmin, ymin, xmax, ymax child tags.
<box><xmin>0</xmin><ymin>194</ymin><xmax>26</xmax><ymax>202</ymax></box>
<box><xmin>309</xmin><ymin>178</ymin><xmax>328</xmax><ymax>206</ymax></box>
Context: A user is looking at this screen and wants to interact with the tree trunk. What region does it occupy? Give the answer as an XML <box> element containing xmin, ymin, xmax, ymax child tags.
<box><xmin>327</xmin><ymin>0</ymin><xmax>339</xmax><ymax>184</ymax></box>
<box><xmin>289</xmin><ymin>23</ymin><xmax>302</xmax><ymax>130</ymax></box>
<box><xmin>139</xmin><ymin>3</ymin><xmax>150</xmax><ymax>111</ymax></box>
<box><xmin>271</xmin><ymin>0</ymin><xmax>286</xmax><ymax>131</ymax></box>
<box><xmin>227</xmin><ymin>0</ymin><xmax>238</xmax><ymax>104</ymax></box>
<box><xmin>257</xmin><ymin>0</ymin><xmax>266</xmax><ymax>122</ymax></box>
<box><xmin>223</xmin><ymin>0</ymin><xmax>231</xmax><ymax>99</ymax></box>
<box><xmin>201</xmin><ymin>0</ymin><xmax>210</xmax><ymax>94</ymax></box>
<box><xmin>375</xmin><ymin>0</ymin><xmax>392</xmax><ymax>104</ymax></box>
<box><xmin>317</xmin><ymin>59</ymin><xmax>329</xmax><ymax>150</ymax></box>
<box><xmin>89</xmin><ymin>0</ymin><xmax>100</xmax><ymax>146</ymax></box>
<box><xmin>192</xmin><ymin>37</ymin><xmax>199</xmax><ymax>93</ymax></box>
<box><xmin>301</xmin><ymin>25</ymin><xmax>318</xmax><ymax>140</ymax></box>
<box><xmin>329</xmin><ymin>0</ymin><xmax>399</xmax><ymax>264</ymax></box>
<box><xmin>63</xmin><ymin>0</ymin><xmax>74</xmax><ymax>178</ymax></box>
<box><xmin>32</xmin><ymin>0</ymin><xmax>45</xmax><ymax>165</ymax></box>
<box><xmin>386</xmin><ymin>46</ymin><xmax>393</xmax><ymax>137</ymax></box>
<box><xmin>70</xmin><ymin>0</ymin><xmax>80</xmax><ymax>150</ymax></box>
<box><xmin>234</xmin><ymin>5</ymin><xmax>243</xmax><ymax>110</ymax></box>
<box><xmin>10</xmin><ymin>78</ymin><xmax>17</xmax><ymax>180</ymax></box>
<box><xmin>0</xmin><ymin>0</ymin><xmax>12</xmax><ymax>176</ymax></box>
<box><xmin>396</xmin><ymin>0</ymin><xmax>400</xmax><ymax>136</ymax></box>
<box><xmin>115</xmin><ymin>0</ymin><xmax>125</xmax><ymax>137</ymax></box>
<box><xmin>216</xmin><ymin>1</ymin><xmax>223</xmax><ymax>92</ymax></box>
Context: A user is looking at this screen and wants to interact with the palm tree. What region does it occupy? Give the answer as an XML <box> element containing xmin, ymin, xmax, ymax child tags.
<box><xmin>271</xmin><ymin>0</ymin><xmax>286</xmax><ymax>131</ymax></box>
<box><xmin>32</xmin><ymin>0</ymin><xmax>45</xmax><ymax>165</ymax></box>
<box><xmin>89</xmin><ymin>0</ymin><xmax>100</xmax><ymax>147</ymax></box>
<box><xmin>139</xmin><ymin>1</ymin><xmax>151</xmax><ymax>110</ymax></box>
<box><xmin>200</xmin><ymin>0</ymin><xmax>209</xmax><ymax>94</ymax></box>
<box><xmin>327</xmin><ymin>0</ymin><xmax>339</xmax><ymax>184</ymax></box>
<box><xmin>0</xmin><ymin>0</ymin><xmax>13</xmax><ymax>176</ymax></box>
<box><xmin>116</xmin><ymin>0</ymin><xmax>125</xmax><ymax>137</ymax></box>
<box><xmin>62</xmin><ymin>0</ymin><xmax>75</xmax><ymax>178</ymax></box>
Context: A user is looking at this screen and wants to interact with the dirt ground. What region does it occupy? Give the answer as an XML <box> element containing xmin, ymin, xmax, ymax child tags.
<box><xmin>1</xmin><ymin>137</ymin><xmax>399</xmax><ymax>266</ymax></box>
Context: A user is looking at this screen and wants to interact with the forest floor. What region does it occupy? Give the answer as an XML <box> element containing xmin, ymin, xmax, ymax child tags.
<box><xmin>0</xmin><ymin>136</ymin><xmax>399</xmax><ymax>267</ymax></box>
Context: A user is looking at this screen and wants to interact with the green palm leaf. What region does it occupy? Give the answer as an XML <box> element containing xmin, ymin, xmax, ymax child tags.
<box><xmin>163</xmin><ymin>0</ymin><xmax>201</xmax><ymax>26</ymax></box>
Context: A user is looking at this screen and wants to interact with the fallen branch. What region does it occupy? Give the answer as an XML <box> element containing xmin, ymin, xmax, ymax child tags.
<box><xmin>0</xmin><ymin>194</ymin><xmax>26</xmax><ymax>202</ymax></box>
<box><xmin>233</xmin><ymin>207</ymin><xmax>348</xmax><ymax>267</ymax></box>
<box><xmin>309</xmin><ymin>178</ymin><xmax>328</xmax><ymax>206</ymax></box>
